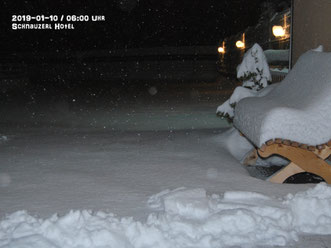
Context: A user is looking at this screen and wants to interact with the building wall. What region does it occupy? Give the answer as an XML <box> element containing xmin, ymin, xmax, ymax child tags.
<box><xmin>292</xmin><ymin>0</ymin><xmax>331</xmax><ymax>65</ymax></box>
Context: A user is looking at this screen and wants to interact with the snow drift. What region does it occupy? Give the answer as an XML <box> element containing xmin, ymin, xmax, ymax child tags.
<box><xmin>1</xmin><ymin>184</ymin><xmax>331</xmax><ymax>248</ymax></box>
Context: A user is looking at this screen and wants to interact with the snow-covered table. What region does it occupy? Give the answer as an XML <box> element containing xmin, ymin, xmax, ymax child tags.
<box><xmin>233</xmin><ymin>50</ymin><xmax>331</xmax><ymax>183</ymax></box>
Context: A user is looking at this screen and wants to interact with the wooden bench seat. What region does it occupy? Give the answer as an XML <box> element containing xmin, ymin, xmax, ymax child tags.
<box><xmin>233</xmin><ymin>50</ymin><xmax>331</xmax><ymax>183</ymax></box>
<box><xmin>258</xmin><ymin>138</ymin><xmax>331</xmax><ymax>183</ymax></box>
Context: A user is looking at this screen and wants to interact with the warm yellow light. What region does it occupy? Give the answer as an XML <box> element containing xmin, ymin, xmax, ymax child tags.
<box><xmin>218</xmin><ymin>46</ymin><xmax>225</xmax><ymax>53</ymax></box>
<box><xmin>272</xmin><ymin>25</ymin><xmax>286</xmax><ymax>37</ymax></box>
<box><xmin>236</xmin><ymin>40</ymin><xmax>245</xmax><ymax>48</ymax></box>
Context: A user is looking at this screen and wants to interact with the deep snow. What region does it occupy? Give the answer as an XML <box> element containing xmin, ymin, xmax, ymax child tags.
<box><xmin>2</xmin><ymin>184</ymin><xmax>331</xmax><ymax>248</ymax></box>
<box><xmin>234</xmin><ymin>50</ymin><xmax>331</xmax><ymax>146</ymax></box>
<box><xmin>1</xmin><ymin>100</ymin><xmax>331</xmax><ymax>247</ymax></box>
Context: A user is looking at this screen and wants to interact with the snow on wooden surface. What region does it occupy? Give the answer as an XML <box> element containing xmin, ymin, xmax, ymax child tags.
<box><xmin>234</xmin><ymin>50</ymin><xmax>331</xmax><ymax>146</ymax></box>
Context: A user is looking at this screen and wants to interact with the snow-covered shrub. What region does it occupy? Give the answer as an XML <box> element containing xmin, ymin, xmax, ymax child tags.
<box><xmin>237</xmin><ymin>43</ymin><xmax>271</xmax><ymax>90</ymax></box>
<box><xmin>217</xmin><ymin>43</ymin><xmax>271</xmax><ymax>121</ymax></box>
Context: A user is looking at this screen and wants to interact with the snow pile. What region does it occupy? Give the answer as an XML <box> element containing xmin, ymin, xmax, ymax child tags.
<box><xmin>234</xmin><ymin>50</ymin><xmax>331</xmax><ymax>146</ymax></box>
<box><xmin>2</xmin><ymin>184</ymin><xmax>331</xmax><ymax>247</ymax></box>
<box><xmin>217</xmin><ymin>127</ymin><xmax>287</xmax><ymax>166</ymax></box>
<box><xmin>285</xmin><ymin>183</ymin><xmax>331</xmax><ymax>234</ymax></box>
<box><xmin>217</xmin><ymin>127</ymin><xmax>254</xmax><ymax>161</ymax></box>
<box><xmin>217</xmin><ymin>43</ymin><xmax>271</xmax><ymax>120</ymax></box>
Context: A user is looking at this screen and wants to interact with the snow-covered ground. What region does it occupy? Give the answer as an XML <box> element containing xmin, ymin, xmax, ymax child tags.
<box><xmin>1</xmin><ymin>100</ymin><xmax>331</xmax><ymax>247</ymax></box>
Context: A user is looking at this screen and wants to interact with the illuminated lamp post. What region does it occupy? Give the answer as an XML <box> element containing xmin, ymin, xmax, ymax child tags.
<box><xmin>236</xmin><ymin>33</ymin><xmax>245</xmax><ymax>49</ymax></box>
<box><xmin>218</xmin><ymin>41</ymin><xmax>225</xmax><ymax>54</ymax></box>
<box><xmin>272</xmin><ymin>25</ymin><xmax>286</xmax><ymax>37</ymax></box>
<box><xmin>218</xmin><ymin>46</ymin><xmax>225</xmax><ymax>53</ymax></box>
<box><xmin>272</xmin><ymin>14</ymin><xmax>288</xmax><ymax>38</ymax></box>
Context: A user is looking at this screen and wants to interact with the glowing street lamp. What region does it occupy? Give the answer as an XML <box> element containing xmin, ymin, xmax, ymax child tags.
<box><xmin>272</xmin><ymin>14</ymin><xmax>288</xmax><ymax>38</ymax></box>
<box><xmin>218</xmin><ymin>41</ymin><xmax>225</xmax><ymax>54</ymax></box>
<box><xmin>236</xmin><ymin>33</ymin><xmax>245</xmax><ymax>49</ymax></box>
<box><xmin>218</xmin><ymin>46</ymin><xmax>225</xmax><ymax>53</ymax></box>
<box><xmin>272</xmin><ymin>25</ymin><xmax>286</xmax><ymax>37</ymax></box>
<box><xmin>236</xmin><ymin>40</ymin><xmax>245</xmax><ymax>48</ymax></box>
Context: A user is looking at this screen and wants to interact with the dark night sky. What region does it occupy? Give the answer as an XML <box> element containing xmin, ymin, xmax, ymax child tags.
<box><xmin>0</xmin><ymin>0</ymin><xmax>267</xmax><ymax>52</ymax></box>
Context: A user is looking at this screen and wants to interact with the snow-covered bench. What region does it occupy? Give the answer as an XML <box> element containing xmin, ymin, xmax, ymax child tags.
<box><xmin>234</xmin><ymin>50</ymin><xmax>331</xmax><ymax>183</ymax></box>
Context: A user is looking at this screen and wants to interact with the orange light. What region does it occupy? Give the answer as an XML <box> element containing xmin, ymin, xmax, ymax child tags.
<box><xmin>272</xmin><ymin>25</ymin><xmax>286</xmax><ymax>37</ymax></box>
<box><xmin>218</xmin><ymin>46</ymin><xmax>225</xmax><ymax>53</ymax></box>
<box><xmin>272</xmin><ymin>14</ymin><xmax>288</xmax><ymax>38</ymax></box>
<box><xmin>236</xmin><ymin>33</ymin><xmax>245</xmax><ymax>49</ymax></box>
<box><xmin>236</xmin><ymin>40</ymin><xmax>245</xmax><ymax>48</ymax></box>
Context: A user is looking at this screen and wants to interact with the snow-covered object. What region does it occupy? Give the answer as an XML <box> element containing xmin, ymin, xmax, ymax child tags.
<box><xmin>219</xmin><ymin>127</ymin><xmax>288</xmax><ymax>166</ymax></box>
<box><xmin>2</xmin><ymin>184</ymin><xmax>331</xmax><ymax>247</ymax></box>
<box><xmin>234</xmin><ymin>50</ymin><xmax>331</xmax><ymax>146</ymax></box>
<box><xmin>219</xmin><ymin>127</ymin><xmax>254</xmax><ymax>161</ymax></box>
<box><xmin>237</xmin><ymin>43</ymin><xmax>271</xmax><ymax>90</ymax></box>
<box><xmin>229</xmin><ymin>84</ymin><xmax>276</xmax><ymax>104</ymax></box>
<box><xmin>215</xmin><ymin>99</ymin><xmax>234</xmax><ymax>118</ymax></box>
<box><xmin>216</xmin><ymin>84</ymin><xmax>277</xmax><ymax>118</ymax></box>
<box><xmin>217</xmin><ymin>43</ymin><xmax>272</xmax><ymax>119</ymax></box>
<box><xmin>313</xmin><ymin>45</ymin><xmax>324</xmax><ymax>52</ymax></box>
